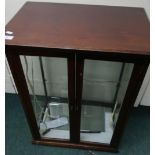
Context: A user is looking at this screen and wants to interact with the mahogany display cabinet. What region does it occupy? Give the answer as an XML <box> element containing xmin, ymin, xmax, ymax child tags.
<box><xmin>5</xmin><ymin>2</ymin><xmax>149</xmax><ymax>152</ymax></box>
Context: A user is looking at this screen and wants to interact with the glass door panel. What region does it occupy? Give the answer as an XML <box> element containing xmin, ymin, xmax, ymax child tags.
<box><xmin>20</xmin><ymin>56</ymin><xmax>70</xmax><ymax>140</ymax></box>
<box><xmin>80</xmin><ymin>59</ymin><xmax>134</xmax><ymax>144</ymax></box>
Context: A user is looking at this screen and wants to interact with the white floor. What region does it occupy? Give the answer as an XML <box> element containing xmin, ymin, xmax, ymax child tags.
<box><xmin>41</xmin><ymin>112</ymin><xmax>113</xmax><ymax>144</ymax></box>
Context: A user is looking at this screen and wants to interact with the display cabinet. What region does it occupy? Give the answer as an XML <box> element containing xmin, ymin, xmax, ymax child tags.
<box><xmin>5</xmin><ymin>2</ymin><xmax>149</xmax><ymax>152</ymax></box>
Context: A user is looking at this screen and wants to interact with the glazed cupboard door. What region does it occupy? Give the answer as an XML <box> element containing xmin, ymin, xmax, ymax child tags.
<box><xmin>76</xmin><ymin>56</ymin><xmax>134</xmax><ymax>145</ymax></box>
<box><xmin>19</xmin><ymin>55</ymin><xmax>74</xmax><ymax>141</ymax></box>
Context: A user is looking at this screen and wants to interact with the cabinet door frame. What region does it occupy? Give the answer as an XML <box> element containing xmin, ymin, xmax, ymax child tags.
<box><xmin>5</xmin><ymin>45</ymin><xmax>76</xmax><ymax>143</ymax></box>
<box><xmin>6</xmin><ymin>45</ymin><xmax>149</xmax><ymax>151</ymax></box>
<box><xmin>75</xmin><ymin>51</ymin><xmax>149</xmax><ymax>149</ymax></box>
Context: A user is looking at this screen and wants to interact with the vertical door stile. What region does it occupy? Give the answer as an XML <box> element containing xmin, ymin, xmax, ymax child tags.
<box><xmin>75</xmin><ymin>53</ymin><xmax>84</xmax><ymax>143</ymax></box>
<box><xmin>6</xmin><ymin>52</ymin><xmax>41</xmax><ymax>140</ymax></box>
<box><xmin>68</xmin><ymin>54</ymin><xmax>77</xmax><ymax>142</ymax></box>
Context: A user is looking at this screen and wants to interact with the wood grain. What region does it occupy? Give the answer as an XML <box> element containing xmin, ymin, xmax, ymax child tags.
<box><xmin>6</xmin><ymin>2</ymin><xmax>149</xmax><ymax>55</ymax></box>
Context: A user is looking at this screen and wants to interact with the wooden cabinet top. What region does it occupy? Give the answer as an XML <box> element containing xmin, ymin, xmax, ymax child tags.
<box><xmin>5</xmin><ymin>2</ymin><xmax>150</xmax><ymax>56</ymax></box>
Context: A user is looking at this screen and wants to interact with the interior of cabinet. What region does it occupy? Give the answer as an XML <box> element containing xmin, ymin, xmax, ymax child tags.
<box><xmin>80</xmin><ymin>59</ymin><xmax>133</xmax><ymax>144</ymax></box>
<box><xmin>20</xmin><ymin>55</ymin><xmax>133</xmax><ymax>144</ymax></box>
<box><xmin>20</xmin><ymin>56</ymin><xmax>70</xmax><ymax>140</ymax></box>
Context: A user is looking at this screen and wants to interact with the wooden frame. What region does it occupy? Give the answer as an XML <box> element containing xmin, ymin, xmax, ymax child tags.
<box><xmin>6</xmin><ymin>46</ymin><xmax>149</xmax><ymax>152</ymax></box>
<box><xmin>75</xmin><ymin>52</ymin><xmax>149</xmax><ymax>150</ymax></box>
<box><xmin>5</xmin><ymin>2</ymin><xmax>149</xmax><ymax>152</ymax></box>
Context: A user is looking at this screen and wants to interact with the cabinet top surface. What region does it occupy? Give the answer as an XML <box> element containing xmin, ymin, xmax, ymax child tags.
<box><xmin>5</xmin><ymin>2</ymin><xmax>150</xmax><ymax>55</ymax></box>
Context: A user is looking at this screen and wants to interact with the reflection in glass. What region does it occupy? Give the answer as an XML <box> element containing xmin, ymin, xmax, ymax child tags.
<box><xmin>80</xmin><ymin>60</ymin><xmax>133</xmax><ymax>144</ymax></box>
<box><xmin>20</xmin><ymin>56</ymin><xmax>70</xmax><ymax>140</ymax></box>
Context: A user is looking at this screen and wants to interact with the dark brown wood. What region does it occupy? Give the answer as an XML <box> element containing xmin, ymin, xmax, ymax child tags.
<box><xmin>5</xmin><ymin>2</ymin><xmax>150</xmax><ymax>152</ymax></box>
<box><xmin>5</xmin><ymin>45</ymin><xmax>74</xmax><ymax>58</ymax></box>
<box><xmin>41</xmin><ymin>136</ymin><xmax>113</xmax><ymax>148</ymax></box>
<box><xmin>5</xmin><ymin>52</ymin><xmax>41</xmax><ymax>140</ymax></box>
<box><xmin>6</xmin><ymin>2</ymin><xmax>149</xmax><ymax>56</ymax></box>
<box><xmin>6</xmin><ymin>45</ymin><xmax>150</xmax><ymax>63</ymax></box>
<box><xmin>110</xmin><ymin>62</ymin><xmax>149</xmax><ymax>147</ymax></box>
<box><xmin>75</xmin><ymin>55</ymin><xmax>84</xmax><ymax>143</ymax></box>
<box><xmin>32</xmin><ymin>139</ymin><xmax>117</xmax><ymax>152</ymax></box>
<box><xmin>76</xmin><ymin>50</ymin><xmax>150</xmax><ymax>63</ymax></box>
<box><xmin>67</xmin><ymin>56</ymin><xmax>77</xmax><ymax>143</ymax></box>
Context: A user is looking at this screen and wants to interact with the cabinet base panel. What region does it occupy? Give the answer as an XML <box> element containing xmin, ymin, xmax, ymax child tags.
<box><xmin>32</xmin><ymin>139</ymin><xmax>118</xmax><ymax>152</ymax></box>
